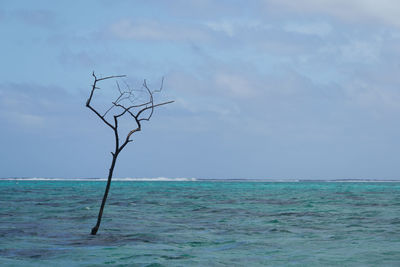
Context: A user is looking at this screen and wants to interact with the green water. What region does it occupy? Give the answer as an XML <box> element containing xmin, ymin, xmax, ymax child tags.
<box><xmin>1</xmin><ymin>181</ymin><xmax>400</xmax><ymax>266</ymax></box>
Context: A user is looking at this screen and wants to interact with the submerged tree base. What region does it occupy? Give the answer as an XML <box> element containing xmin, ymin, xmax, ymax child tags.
<box><xmin>91</xmin><ymin>226</ymin><xmax>98</xmax><ymax>235</ymax></box>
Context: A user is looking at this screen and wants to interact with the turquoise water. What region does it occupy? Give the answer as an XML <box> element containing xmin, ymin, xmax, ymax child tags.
<box><xmin>1</xmin><ymin>181</ymin><xmax>400</xmax><ymax>266</ymax></box>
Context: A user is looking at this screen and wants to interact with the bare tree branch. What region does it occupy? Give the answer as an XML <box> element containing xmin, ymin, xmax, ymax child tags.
<box><xmin>86</xmin><ymin>72</ymin><xmax>173</xmax><ymax>235</ymax></box>
<box><xmin>96</xmin><ymin>74</ymin><xmax>126</xmax><ymax>81</ymax></box>
<box><xmin>137</xmin><ymin>101</ymin><xmax>174</xmax><ymax>121</ymax></box>
<box><xmin>86</xmin><ymin>76</ymin><xmax>116</xmax><ymax>130</ymax></box>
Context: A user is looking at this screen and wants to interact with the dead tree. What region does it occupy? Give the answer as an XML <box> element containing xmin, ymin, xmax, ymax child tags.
<box><xmin>86</xmin><ymin>72</ymin><xmax>173</xmax><ymax>235</ymax></box>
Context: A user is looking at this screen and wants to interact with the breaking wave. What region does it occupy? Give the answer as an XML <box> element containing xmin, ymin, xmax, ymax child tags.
<box><xmin>0</xmin><ymin>178</ymin><xmax>399</xmax><ymax>182</ymax></box>
<box><xmin>0</xmin><ymin>177</ymin><xmax>198</xmax><ymax>181</ymax></box>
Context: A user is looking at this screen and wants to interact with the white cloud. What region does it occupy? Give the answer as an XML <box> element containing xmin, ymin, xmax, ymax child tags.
<box><xmin>0</xmin><ymin>96</ymin><xmax>45</xmax><ymax>128</ymax></box>
<box><xmin>345</xmin><ymin>75</ymin><xmax>400</xmax><ymax>112</ymax></box>
<box><xmin>0</xmin><ymin>83</ymin><xmax>78</xmax><ymax>130</ymax></box>
<box><xmin>10</xmin><ymin>112</ymin><xmax>45</xmax><ymax>127</ymax></box>
<box><xmin>339</xmin><ymin>40</ymin><xmax>381</xmax><ymax>63</ymax></box>
<box><xmin>205</xmin><ymin>20</ymin><xmax>236</xmax><ymax>37</ymax></box>
<box><xmin>109</xmin><ymin>19</ymin><xmax>209</xmax><ymax>41</ymax></box>
<box><xmin>284</xmin><ymin>22</ymin><xmax>332</xmax><ymax>37</ymax></box>
<box><xmin>267</xmin><ymin>0</ymin><xmax>400</xmax><ymax>28</ymax></box>
<box><xmin>178</xmin><ymin>97</ymin><xmax>240</xmax><ymax>118</ymax></box>
<box><xmin>204</xmin><ymin>19</ymin><xmax>266</xmax><ymax>37</ymax></box>
<box><xmin>214</xmin><ymin>72</ymin><xmax>256</xmax><ymax>98</ymax></box>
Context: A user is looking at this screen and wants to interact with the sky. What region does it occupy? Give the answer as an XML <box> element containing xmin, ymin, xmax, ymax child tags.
<box><xmin>1</xmin><ymin>0</ymin><xmax>400</xmax><ymax>180</ymax></box>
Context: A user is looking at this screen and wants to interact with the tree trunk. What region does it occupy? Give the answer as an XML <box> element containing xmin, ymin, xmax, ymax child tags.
<box><xmin>90</xmin><ymin>154</ymin><xmax>118</xmax><ymax>235</ymax></box>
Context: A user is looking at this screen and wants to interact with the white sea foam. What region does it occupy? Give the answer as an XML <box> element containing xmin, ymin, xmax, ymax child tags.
<box><xmin>113</xmin><ymin>177</ymin><xmax>197</xmax><ymax>181</ymax></box>
<box><xmin>1</xmin><ymin>177</ymin><xmax>399</xmax><ymax>182</ymax></box>
<box><xmin>0</xmin><ymin>177</ymin><xmax>198</xmax><ymax>181</ymax></box>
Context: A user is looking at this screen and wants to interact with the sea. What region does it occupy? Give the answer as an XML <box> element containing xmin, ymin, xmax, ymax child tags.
<box><xmin>1</xmin><ymin>178</ymin><xmax>400</xmax><ymax>266</ymax></box>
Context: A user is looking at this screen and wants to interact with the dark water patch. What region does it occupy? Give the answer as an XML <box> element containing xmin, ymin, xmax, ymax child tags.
<box><xmin>269</xmin><ymin>228</ymin><xmax>292</xmax><ymax>233</ymax></box>
<box><xmin>188</xmin><ymin>241</ymin><xmax>209</xmax><ymax>247</ymax></box>
<box><xmin>346</xmin><ymin>224</ymin><xmax>363</xmax><ymax>228</ymax></box>
<box><xmin>390</xmin><ymin>218</ymin><xmax>400</xmax><ymax>224</ymax></box>
<box><xmin>0</xmin><ymin>248</ymin><xmax>61</xmax><ymax>260</ymax></box>
<box><xmin>191</xmin><ymin>206</ymin><xmax>210</xmax><ymax>212</ymax></box>
<box><xmin>145</xmin><ymin>263</ymin><xmax>166</xmax><ymax>267</ymax></box>
<box><xmin>0</xmin><ymin>212</ymin><xmax>15</xmax><ymax>217</ymax></box>
<box><xmin>362</xmin><ymin>191</ymin><xmax>387</xmax><ymax>194</ymax></box>
<box><xmin>209</xmin><ymin>241</ymin><xmax>245</xmax><ymax>251</ymax></box>
<box><xmin>0</xmin><ymin>228</ymin><xmax>26</xmax><ymax>237</ymax></box>
<box><xmin>63</xmin><ymin>232</ymin><xmax>165</xmax><ymax>247</ymax></box>
<box><xmin>35</xmin><ymin>202</ymin><xmax>63</xmax><ymax>207</ymax></box>
<box><xmin>160</xmin><ymin>254</ymin><xmax>194</xmax><ymax>260</ymax></box>
<box><xmin>352</xmin><ymin>202</ymin><xmax>389</xmax><ymax>207</ymax></box>
<box><xmin>243</xmin><ymin>198</ymin><xmax>300</xmax><ymax>205</ymax></box>
<box><xmin>275</xmin><ymin>211</ymin><xmax>324</xmax><ymax>217</ymax></box>
<box><xmin>77</xmin><ymin>199</ymin><xmax>92</xmax><ymax>204</ymax></box>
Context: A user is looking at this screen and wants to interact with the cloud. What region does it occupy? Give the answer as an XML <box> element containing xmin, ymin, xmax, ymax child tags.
<box><xmin>266</xmin><ymin>0</ymin><xmax>400</xmax><ymax>28</ymax></box>
<box><xmin>109</xmin><ymin>19</ymin><xmax>210</xmax><ymax>41</ymax></box>
<box><xmin>205</xmin><ymin>20</ymin><xmax>236</xmax><ymax>37</ymax></box>
<box><xmin>4</xmin><ymin>112</ymin><xmax>45</xmax><ymax>127</ymax></box>
<box><xmin>284</xmin><ymin>22</ymin><xmax>332</xmax><ymax>37</ymax></box>
<box><xmin>214</xmin><ymin>72</ymin><xmax>256</xmax><ymax>97</ymax></box>
<box><xmin>0</xmin><ymin>83</ymin><xmax>81</xmax><ymax>131</ymax></box>
<box><xmin>166</xmin><ymin>73</ymin><xmax>241</xmax><ymax>121</ymax></box>
<box><xmin>344</xmin><ymin>69</ymin><xmax>400</xmax><ymax>112</ymax></box>
<box><xmin>166</xmin><ymin>57</ymin><xmax>400</xmax><ymax>142</ymax></box>
<box><xmin>204</xmin><ymin>19</ymin><xmax>267</xmax><ymax>37</ymax></box>
<box><xmin>339</xmin><ymin>39</ymin><xmax>381</xmax><ymax>63</ymax></box>
<box><xmin>147</xmin><ymin>0</ymin><xmax>258</xmax><ymax>20</ymax></box>
<box><xmin>166</xmin><ymin>62</ymin><xmax>346</xmax><ymax>135</ymax></box>
<box><xmin>167</xmin><ymin>63</ymin><xmax>260</xmax><ymax>100</ymax></box>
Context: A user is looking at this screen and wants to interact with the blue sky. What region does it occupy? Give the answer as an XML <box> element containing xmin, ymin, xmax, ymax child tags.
<box><xmin>1</xmin><ymin>0</ymin><xmax>400</xmax><ymax>179</ymax></box>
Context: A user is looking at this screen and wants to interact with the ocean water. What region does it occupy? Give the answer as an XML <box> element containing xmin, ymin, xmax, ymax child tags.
<box><xmin>1</xmin><ymin>180</ymin><xmax>400</xmax><ymax>266</ymax></box>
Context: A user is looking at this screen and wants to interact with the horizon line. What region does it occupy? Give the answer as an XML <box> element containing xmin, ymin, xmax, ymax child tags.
<box><xmin>1</xmin><ymin>177</ymin><xmax>400</xmax><ymax>182</ymax></box>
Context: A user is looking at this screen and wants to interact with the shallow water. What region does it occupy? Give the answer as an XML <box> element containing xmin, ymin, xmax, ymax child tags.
<box><xmin>1</xmin><ymin>181</ymin><xmax>400</xmax><ymax>266</ymax></box>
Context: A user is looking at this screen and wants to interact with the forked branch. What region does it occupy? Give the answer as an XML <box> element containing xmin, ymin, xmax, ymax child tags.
<box><xmin>86</xmin><ymin>72</ymin><xmax>174</xmax><ymax>151</ymax></box>
<box><xmin>86</xmin><ymin>71</ymin><xmax>173</xmax><ymax>235</ymax></box>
